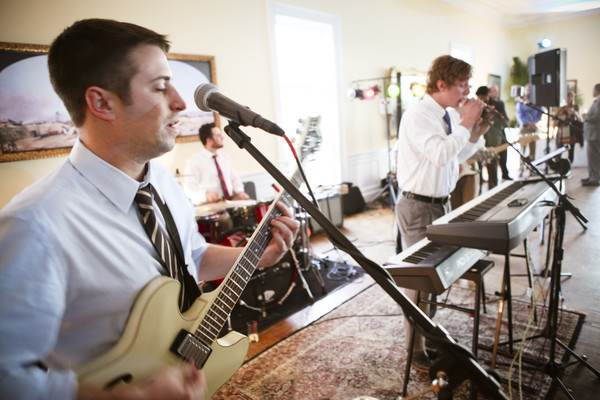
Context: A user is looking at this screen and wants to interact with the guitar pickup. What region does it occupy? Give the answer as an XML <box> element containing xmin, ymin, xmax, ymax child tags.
<box><xmin>170</xmin><ymin>329</ymin><xmax>212</xmax><ymax>368</ymax></box>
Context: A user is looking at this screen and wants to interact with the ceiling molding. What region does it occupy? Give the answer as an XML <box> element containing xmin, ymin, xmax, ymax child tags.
<box><xmin>441</xmin><ymin>0</ymin><xmax>600</xmax><ymax>28</ymax></box>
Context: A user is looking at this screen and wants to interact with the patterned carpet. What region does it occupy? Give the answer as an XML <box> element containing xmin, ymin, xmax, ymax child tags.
<box><xmin>214</xmin><ymin>282</ymin><xmax>585</xmax><ymax>399</ymax></box>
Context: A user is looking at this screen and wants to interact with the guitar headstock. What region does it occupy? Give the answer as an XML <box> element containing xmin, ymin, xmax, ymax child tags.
<box><xmin>294</xmin><ymin>116</ymin><xmax>322</xmax><ymax>162</ymax></box>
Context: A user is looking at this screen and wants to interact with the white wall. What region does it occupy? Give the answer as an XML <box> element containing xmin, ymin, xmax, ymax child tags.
<box><xmin>1</xmin><ymin>0</ymin><xmax>598</xmax><ymax>208</ymax></box>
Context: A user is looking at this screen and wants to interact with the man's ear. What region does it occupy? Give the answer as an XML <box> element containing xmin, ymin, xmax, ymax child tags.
<box><xmin>85</xmin><ymin>87</ymin><xmax>117</xmax><ymax>121</ymax></box>
<box><xmin>436</xmin><ymin>79</ymin><xmax>447</xmax><ymax>92</ymax></box>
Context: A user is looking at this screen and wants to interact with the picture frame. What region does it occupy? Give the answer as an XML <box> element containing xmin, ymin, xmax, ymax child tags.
<box><xmin>0</xmin><ymin>41</ymin><xmax>216</xmax><ymax>162</ymax></box>
<box><xmin>487</xmin><ymin>74</ymin><xmax>501</xmax><ymax>97</ymax></box>
<box><xmin>567</xmin><ymin>79</ymin><xmax>577</xmax><ymax>95</ymax></box>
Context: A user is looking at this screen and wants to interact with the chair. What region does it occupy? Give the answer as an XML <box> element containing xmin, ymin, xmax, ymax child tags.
<box><xmin>243</xmin><ymin>181</ymin><xmax>256</xmax><ymax>200</ymax></box>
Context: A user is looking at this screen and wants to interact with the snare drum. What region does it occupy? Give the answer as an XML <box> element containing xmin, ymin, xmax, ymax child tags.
<box><xmin>240</xmin><ymin>250</ymin><xmax>297</xmax><ymax>310</ymax></box>
<box><xmin>195</xmin><ymin>209</ymin><xmax>233</xmax><ymax>243</ymax></box>
<box><xmin>230</xmin><ymin>201</ymin><xmax>270</xmax><ymax>229</ymax></box>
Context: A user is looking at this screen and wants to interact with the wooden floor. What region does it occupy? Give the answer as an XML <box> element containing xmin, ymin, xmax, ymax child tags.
<box><xmin>246</xmin><ymin>166</ymin><xmax>600</xmax><ymax>399</ymax></box>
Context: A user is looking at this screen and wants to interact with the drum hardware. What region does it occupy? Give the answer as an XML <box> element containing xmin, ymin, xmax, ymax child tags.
<box><xmin>205</xmin><ymin>200</ymin><xmax>327</xmax><ymax>316</ymax></box>
<box><xmin>324</xmin><ymin>259</ymin><xmax>358</xmax><ymax>281</ymax></box>
<box><xmin>294</xmin><ymin>209</ymin><xmax>326</xmax><ymax>290</ymax></box>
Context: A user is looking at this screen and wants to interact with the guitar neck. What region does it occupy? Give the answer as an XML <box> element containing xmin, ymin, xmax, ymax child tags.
<box><xmin>194</xmin><ymin>184</ymin><xmax>295</xmax><ymax>345</ymax></box>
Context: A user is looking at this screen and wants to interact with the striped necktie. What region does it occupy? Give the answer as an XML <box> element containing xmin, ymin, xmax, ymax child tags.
<box><xmin>213</xmin><ymin>154</ymin><xmax>232</xmax><ymax>200</ymax></box>
<box><xmin>443</xmin><ymin>110</ymin><xmax>452</xmax><ymax>134</ymax></box>
<box><xmin>135</xmin><ymin>184</ymin><xmax>186</xmax><ymax>309</ymax></box>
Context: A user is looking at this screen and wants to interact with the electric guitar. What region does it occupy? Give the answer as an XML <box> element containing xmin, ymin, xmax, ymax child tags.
<box><xmin>75</xmin><ymin>189</ymin><xmax>291</xmax><ymax>395</ymax></box>
<box><xmin>466</xmin><ymin>134</ymin><xmax>539</xmax><ymax>166</ymax></box>
<box><xmin>75</xmin><ymin>118</ymin><xmax>321</xmax><ymax>397</ymax></box>
<box><xmin>458</xmin><ymin>134</ymin><xmax>540</xmax><ymax>181</ymax></box>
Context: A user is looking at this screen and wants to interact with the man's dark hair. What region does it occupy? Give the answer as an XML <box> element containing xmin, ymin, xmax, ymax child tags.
<box><xmin>475</xmin><ymin>86</ymin><xmax>489</xmax><ymax>96</ymax></box>
<box><xmin>426</xmin><ymin>55</ymin><xmax>472</xmax><ymax>94</ymax></box>
<box><xmin>199</xmin><ymin>123</ymin><xmax>216</xmax><ymax>146</ymax></box>
<box><xmin>47</xmin><ymin>19</ymin><xmax>170</xmax><ymax>126</ymax></box>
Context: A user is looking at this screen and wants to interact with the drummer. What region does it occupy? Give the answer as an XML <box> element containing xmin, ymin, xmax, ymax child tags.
<box><xmin>183</xmin><ymin>122</ymin><xmax>251</xmax><ymax>204</ymax></box>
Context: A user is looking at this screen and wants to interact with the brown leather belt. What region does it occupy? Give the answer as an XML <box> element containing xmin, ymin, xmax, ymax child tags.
<box><xmin>402</xmin><ymin>191</ymin><xmax>449</xmax><ymax>204</ymax></box>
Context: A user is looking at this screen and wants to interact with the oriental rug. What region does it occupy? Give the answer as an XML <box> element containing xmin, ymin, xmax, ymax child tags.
<box><xmin>214</xmin><ymin>282</ymin><xmax>585</xmax><ymax>399</ymax></box>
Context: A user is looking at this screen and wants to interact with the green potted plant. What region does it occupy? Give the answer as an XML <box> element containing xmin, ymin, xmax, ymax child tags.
<box><xmin>506</xmin><ymin>57</ymin><xmax>529</xmax><ymax>127</ymax></box>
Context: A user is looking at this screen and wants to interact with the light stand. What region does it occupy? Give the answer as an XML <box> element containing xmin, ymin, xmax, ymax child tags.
<box><xmin>349</xmin><ymin>76</ymin><xmax>399</xmax><ymax>209</ymax></box>
<box><xmin>369</xmin><ymin>98</ymin><xmax>397</xmax><ymax>209</ymax></box>
<box><xmin>224</xmin><ymin>121</ymin><xmax>509</xmax><ymax>400</ymax></box>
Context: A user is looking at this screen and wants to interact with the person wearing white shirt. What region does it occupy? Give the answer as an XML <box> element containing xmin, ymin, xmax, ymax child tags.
<box><xmin>0</xmin><ymin>19</ymin><xmax>298</xmax><ymax>400</ymax></box>
<box><xmin>394</xmin><ymin>55</ymin><xmax>488</xmax><ymax>371</ymax></box>
<box><xmin>183</xmin><ymin>123</ymin><xmax>250</xmax><ymax>204</ymax></box>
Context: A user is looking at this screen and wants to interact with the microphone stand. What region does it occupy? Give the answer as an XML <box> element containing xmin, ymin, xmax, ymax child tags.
<box><xmin>224</xmin><ymin>121</ymin><xmax>508</xmax><ymax>400</ymax></box>
<box><xmin>495</xmin><ymin>118</ymin><xmax>598</xmax><ymax>398</ymax></box>
<box><xmin>498</xmin><ymin>114</ymin><xmax>587</xmax><ymax>230</ymax></box>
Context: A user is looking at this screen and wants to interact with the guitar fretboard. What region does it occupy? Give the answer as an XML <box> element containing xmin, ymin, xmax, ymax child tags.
<box><xmin>194</xmin><ymin>187</ymin><xmax>294</xmax><ymax>345</ymax></box>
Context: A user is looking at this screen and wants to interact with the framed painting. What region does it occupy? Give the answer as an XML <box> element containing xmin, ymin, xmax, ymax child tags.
<box><xmin>0</xmin><ymin>41</ymin><xmax>216</xmax><ymax>162</ymax></box>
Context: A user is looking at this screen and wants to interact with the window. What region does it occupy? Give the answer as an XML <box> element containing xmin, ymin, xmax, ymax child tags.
<box><xmin>269</xmin><ymin>2</ymin><xmax>344</xmax><ymax>186</ymax></box>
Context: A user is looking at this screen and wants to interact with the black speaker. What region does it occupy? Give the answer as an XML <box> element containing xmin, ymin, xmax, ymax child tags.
<box><xmin>528</xmin><ymin>48</ymin><xmax>567</xmax><ymax>107</ymax></box>
<box><xmin>342</xmin><ymin>185</ymin><xmax>365</xmax><ymax>215</ymax></box>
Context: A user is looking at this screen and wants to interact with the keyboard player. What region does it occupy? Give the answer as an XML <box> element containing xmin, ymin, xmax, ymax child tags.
<box><xmin>394</xmin><ymin>55</ymin><xmax>488</xmax><ymax>370</ymax></box>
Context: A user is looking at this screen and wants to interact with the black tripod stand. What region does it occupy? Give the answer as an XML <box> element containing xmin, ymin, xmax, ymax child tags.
<box><xmin>502</xmin><ymin>136</ymin><xmax>599</xmax><ymax>398</ymax></box>
<box><xmin>540</xmin><ymin>193</ymin><xmax>600</xmax><ymax>398</ymax></box>
<box><xmin>370</xmin><ymin>97</ymin><xmax>397</xmax><ymax>209</ymax></box>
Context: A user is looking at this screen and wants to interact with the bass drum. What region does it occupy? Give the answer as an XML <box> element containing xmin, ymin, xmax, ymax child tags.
<box><xmin>241</xmin><ymin>250</ymin><xmax>296</xmax><ymax>310</ymax></box>
<box><xmin>213</xmin><ymin>227</ymin><xmax>297</xmax><ymax>310</ymax></box>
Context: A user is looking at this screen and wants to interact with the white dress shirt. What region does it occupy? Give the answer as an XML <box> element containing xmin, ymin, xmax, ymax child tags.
<box><xmin>183</xmin><ymin>148</ymin><xmax>245</xmax><ymax>204</ymax></box>
<box><xmin>0</xmin><ymin>138</ymin><xmax>209</xmax><ymax>399</ymax></box>
<box><xmin>395</xmin><ymin>94</ymin><xmax>483</xmax><ymax>198</ymax></box>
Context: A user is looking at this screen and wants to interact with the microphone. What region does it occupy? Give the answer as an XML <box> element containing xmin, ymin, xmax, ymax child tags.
<box><xmin>194</xmin><ymin>83</ymin><xmax>285</xmax><ymax>136</ymax></box>
<box><xmin>482</xmin><ymin>105</ymin><xmax>506</xmax><ymax>120</ymax></box>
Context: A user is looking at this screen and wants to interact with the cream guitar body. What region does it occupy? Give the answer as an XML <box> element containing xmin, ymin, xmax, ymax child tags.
<box><xmin>75</xmin><ymin>276</ymin><xmax>249</xmax><ymax>397</ymax></box>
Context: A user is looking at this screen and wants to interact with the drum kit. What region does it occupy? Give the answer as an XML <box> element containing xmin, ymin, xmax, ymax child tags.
<box><xmin>194</xmin><ymin>198</ymin><xmax>324</xmax><ymax>315</ymax></box>
<box><xmin>193</xmin><ymin>115</ymin><xmax>327</xmax><ymax>317</ymax></box>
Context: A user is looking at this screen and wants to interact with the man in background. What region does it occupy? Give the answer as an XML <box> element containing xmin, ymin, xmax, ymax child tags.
<box><xmin>476</xmin><ymin>85</ymin><xmax>508</xmax><ymax>189</ymax></box>
<box><xmin>488</xmin><ymin>84</ymin><xmax>511</xmax><ymax>180</ymax></box>
<box><xmin>516</xmin><ymin>84</ymin><xmax>542</xmax><ymax>172</ymax></box>
<box><xmin>582</xmin><ymin>83</ymin><xmax>600</xmax><ymax>186</ymax></box>
<box><xmin>184</xmin><ymin>122</ymin><xmax>250</xmax><ymax>204</ymax></box>
<box><xmin>395</xmin><ymin>55</ymin><xmax>487</xmax><ymax>371</ymax></box>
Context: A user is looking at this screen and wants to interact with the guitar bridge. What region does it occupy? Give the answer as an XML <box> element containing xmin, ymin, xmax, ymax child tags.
<box><xmin>170</xmin><ymin>329</ymin><xmax>212</xmax><ymax>368</ymax></box>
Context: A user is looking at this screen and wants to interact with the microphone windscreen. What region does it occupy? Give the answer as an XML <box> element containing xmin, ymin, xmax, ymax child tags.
<box><xmin>194</xmin><ymin>83</ymin><xmax>219</xmax><ymax>111</ymax></box>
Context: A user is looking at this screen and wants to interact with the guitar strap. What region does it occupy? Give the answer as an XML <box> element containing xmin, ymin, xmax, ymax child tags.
<box><xmin>150</xmin><ymin>186</ymin><xmax>202</xmax><ymax>309</ymax></box>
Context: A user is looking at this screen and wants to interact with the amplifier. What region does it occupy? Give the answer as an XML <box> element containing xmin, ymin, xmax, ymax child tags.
<box><xmin>308</xmin><ymin>191</ymin><xmax>343</xmax><ymax>235</ymax></box>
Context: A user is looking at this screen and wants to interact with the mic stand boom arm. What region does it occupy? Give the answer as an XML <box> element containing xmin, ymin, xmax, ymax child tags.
<box><xmin>224</xmin><ymin>121</ymin><xmax>508</xmax><ymax>400</ymax></box>
<box><xmin>498</xmin><ymin>116</ymin><xmax>587</xmax><ymax>228</ymax></box>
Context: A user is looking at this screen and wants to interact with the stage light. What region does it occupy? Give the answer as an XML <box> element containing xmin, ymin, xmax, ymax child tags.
<box><xmin>386</xmin><ymin>83</ymin><xmax>400</xmax><ymax>98</ymax></box>
<box><xmin>347</xmin><ymin>88</ymin><xmax>363</xmax><ymax>100</ymax></box>
<box><xmin>538</xmin><ymin>37</ymin><xmax>552</xmax><ymax>49</ymax></box>
<box><xmin>362</xmin><ymin>86</ymin><xmax>380</xmax><ymax>100</ymax></box>
<box><xmin>410</xmin><ymin>82</ymin><xmax>426</xmax><ymax>97</ymax></box>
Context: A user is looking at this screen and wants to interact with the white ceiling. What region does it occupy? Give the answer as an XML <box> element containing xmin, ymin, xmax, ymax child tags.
<box><xmin>442</xmin><ymin>0</ymin><xmax>600</xmax><ymax>28</ymax></box>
